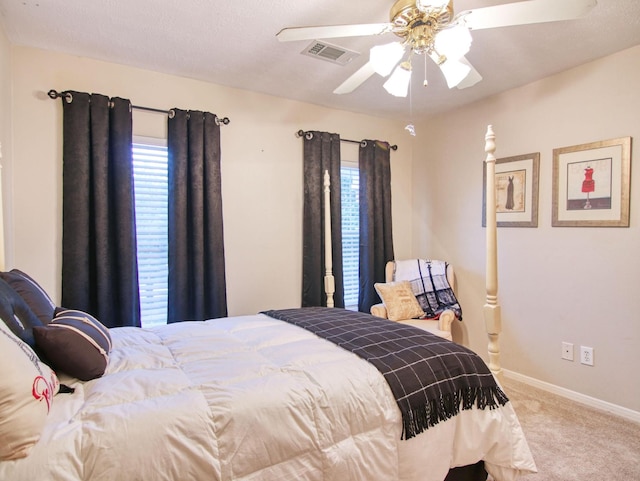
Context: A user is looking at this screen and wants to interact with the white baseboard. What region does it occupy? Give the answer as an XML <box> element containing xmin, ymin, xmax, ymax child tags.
<box><xmin>503</xmin><ymin>369</ymin><xmax>640</xmax><ymax>424</ymax></box>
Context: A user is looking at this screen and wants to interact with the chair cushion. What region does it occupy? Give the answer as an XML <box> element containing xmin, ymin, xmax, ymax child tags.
<box><xmin>398</xmin><ymin>319</ymin><xmax>453</xmax><ymax>341</ymax></box>
<box><xmin>374</xmin><ymin>281</ymin><xmax>424</xmax><ymax>321</ymax></box>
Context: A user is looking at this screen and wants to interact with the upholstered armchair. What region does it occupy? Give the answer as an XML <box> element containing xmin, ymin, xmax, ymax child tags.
<box><xmin>370</xmin><ymin>259</ymin><xmax>461</xmax><ymax>341</ymax></box>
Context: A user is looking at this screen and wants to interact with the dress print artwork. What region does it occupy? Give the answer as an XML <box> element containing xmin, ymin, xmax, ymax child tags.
<box><xmin>484</xmin><ymin>152</ymin><xmax>539</xmax><ymax>228</ymax></box>
<box><xmin>552</xmin><ymin>137</ymin><xmax>629</xmax><ymax>227</ymax></box>
<box><xmin>566</xmin><ymin>157</ymin><xmax>612</xmax><ymax>210</ymax></box>
<box><xmin>495</xmin><ymin>169</ymin><xmax>526</xmax><ymax>213</ymax></box>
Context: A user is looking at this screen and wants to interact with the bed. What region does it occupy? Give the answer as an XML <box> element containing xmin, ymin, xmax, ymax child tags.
<box><xmin>0</xmin><ymin>126</ymin><xmax>536</xmax><ymax>481</ymax></box>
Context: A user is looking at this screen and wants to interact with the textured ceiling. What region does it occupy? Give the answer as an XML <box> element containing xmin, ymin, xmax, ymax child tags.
<box><xmin>1</xmin><ymin>0</ymin><xmax>639</xmax><ymax>120</ymax></box>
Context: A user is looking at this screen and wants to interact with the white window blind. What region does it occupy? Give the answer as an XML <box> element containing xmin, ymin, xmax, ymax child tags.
<box><xmin>132</xmin><ymin>142</ymin><xmax>168</xmax><ymax>328</ymax></box>
<box><xmin>341</xmin><ymin>164</ymin><xmax>359</xmax><ymax>309</ymax></box>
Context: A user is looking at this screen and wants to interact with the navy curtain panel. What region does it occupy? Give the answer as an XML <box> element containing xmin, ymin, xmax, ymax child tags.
<box><xmin>358</xmin><ymin>140</ymin><xmax>394</xmax><ymax>313</ymax></box>
<box><xmin>302</xmin><ymin>131</ymin><xmax>344</xmax><ymax>308</ymax></box>
<box><xmin>61</xmin><ymin>91</ymin><xmax>141</xmax><ymax>328</ymax></box>
<box><xmin>167</xmin><ymin>109</ymin><xmax>227</xmax><ymax>323</ymax></box>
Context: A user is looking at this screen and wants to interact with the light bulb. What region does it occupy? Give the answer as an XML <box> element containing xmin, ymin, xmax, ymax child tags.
<box><xmin>416</xmin><ymin>0</ymin><xmax>450</xmax><ymax>12</ymax></box>
<box><xmin>370</xmin><ymin>42</ymin><xmax>405</xmax><ymax>77</ymax></box>
<box><xmin>383</xmin><ymin>62</ymin><xmax>412</xmax><ymax>97</ymax></box>
<box><xmin>439</xmin><ymin>59</ymin><xmax>471</xmax><ymax>89</ymax></box>
<box><xmin>434</xmin><ymin>25</ymin><xmax>472</xmax><ymax>61</ymax></box>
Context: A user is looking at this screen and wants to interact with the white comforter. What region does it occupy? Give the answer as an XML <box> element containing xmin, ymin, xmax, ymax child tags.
<box><xmin>0</xmin><ymin>314</ymin><xmax>536</xmax><ymax>481</ymax></box>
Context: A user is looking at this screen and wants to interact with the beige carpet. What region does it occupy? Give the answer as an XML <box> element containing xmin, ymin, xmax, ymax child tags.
<box><xmin>492</xmin><ymin>377</ymin><xmax>640</xmax><ymax>480</ymax></box>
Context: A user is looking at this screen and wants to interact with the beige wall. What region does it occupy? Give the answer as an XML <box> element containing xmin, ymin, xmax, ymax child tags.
<box><xmin>415</xmin><ymin>45</ymin><xmax>640</xmax><ymax>413</ymax></box>
<box><xmin>7</xmin><ymin>46</ymin><xmax>415</xmax><ymax>317</ymax></box>
<box><xmin>0</xmin><ymin>24</ymin><xmax>10</xmax><ymax>270</ymax></box>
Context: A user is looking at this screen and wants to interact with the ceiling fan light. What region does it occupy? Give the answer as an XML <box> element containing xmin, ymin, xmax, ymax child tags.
<box><xmin>370</xmin><ymin>42</ymin><xmax>405</xmax><ymax>76</ymax></box>
<box><xmin>439</xmin><ymin>59</ymin><xmax>471</xmax><ymax>89</ymax></box>
<box><xmin>383</xmin><ymin>63</ymin><xmax>412</xmax><ymax>97</ymax></box>
<box><xmin>434</xmin><ymin>25</ymin><xmax>472</xmax><ymax>61</ymax></box>
<box><xmin>416</xmin><ymin>0</ymin><xmax>450</xmax><ymax>12</ymax></box>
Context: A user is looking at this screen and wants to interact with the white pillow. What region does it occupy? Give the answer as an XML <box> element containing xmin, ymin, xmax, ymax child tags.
<box><xmin>0</xmin><ymin>321</ymin><xmax>60</xmax><ymax>460</ymax></box>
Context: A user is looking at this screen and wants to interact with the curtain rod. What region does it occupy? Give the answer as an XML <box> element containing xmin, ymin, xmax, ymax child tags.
<box><xmin>295</xmin><ymin>130</ymin><xmax>398</xmax><ymax>151</ymax></box>
<box><xmin>47</xmin><ymin>90</ymin><xmax>230</xmax><ymax>125</ymax></box>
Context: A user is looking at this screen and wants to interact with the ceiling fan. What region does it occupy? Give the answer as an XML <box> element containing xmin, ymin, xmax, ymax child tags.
<box><xmin>277</xmin><ymin>0</ymin><xmax>597</xmax><ymax>97</ymax></box>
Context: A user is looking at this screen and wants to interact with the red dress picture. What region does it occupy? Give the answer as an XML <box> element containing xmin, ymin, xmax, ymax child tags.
<box><xmin>582</xmin><ymin>166</ymin><xmax>594</xmax><ymax>209</ymax></box>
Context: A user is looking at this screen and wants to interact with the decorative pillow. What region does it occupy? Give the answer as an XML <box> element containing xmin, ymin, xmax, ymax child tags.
<box><xmin>0</xmin><ymin>321</ymin><xmax>60</xmax><ymax>461</ymax></box>
<box><xmin>374</xmin><ymin>281</ymin><xmax>424</xmax><ymax>322</ymax></box>
<box><xmin>0</xmin><ymin>269</ymin><xmax>56</xmax><ymax>324</ymax></box>
<box><xmin>33</xmin><ymin>309</ymin><xmax>112</xmax><ymax>381</ymax></box>
<box><xmin>0</xmin><ymin>277</ymin><xmax>44</xmax><ymax>348</ymax></box>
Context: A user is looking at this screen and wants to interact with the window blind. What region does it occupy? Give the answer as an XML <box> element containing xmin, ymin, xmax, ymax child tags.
<box><xmin>341</xmin><ymin>164</ymin><xmax>359</xmax><ymax>309</ymax></box>
<box><xmin>132</xmin><ymin>143</ymin><xmax>168</xmax><ymax>328</ymax></box>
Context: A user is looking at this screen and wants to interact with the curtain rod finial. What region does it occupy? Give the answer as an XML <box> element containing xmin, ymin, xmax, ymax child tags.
<box><xmin>47</xmin><ymin>89</ymin><xmax>72</xmax><ymax>103</ymax></box>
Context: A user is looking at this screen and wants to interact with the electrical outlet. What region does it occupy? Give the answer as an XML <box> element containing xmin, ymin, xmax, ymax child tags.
<box><xmin>580</xmin><ymin>346</ymin><xmax>594</xmax><ymax>366</ymax></box>
<box><xmin>561</xmin><ymin>342</ymin><xmax>574</xmax><ymax>361</ymax></box>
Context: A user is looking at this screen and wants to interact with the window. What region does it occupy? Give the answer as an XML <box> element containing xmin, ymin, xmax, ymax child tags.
<box><xmin>341</xmin><ymin>163</ymin><xmax>359</xmax><ymax>309</ymax></box>
<box><xmin>133</xmin><ymin>146</ymin><xmax>359</xmax><ymax>321</ymax></box>
<box><xmin>132</xmin><ymin>140</ymin><xmax>168</xmax><ymax>328</ymax></box>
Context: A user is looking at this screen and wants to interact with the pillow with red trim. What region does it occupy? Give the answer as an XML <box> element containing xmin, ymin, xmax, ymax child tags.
<box><xmin>0</xmin><ymin>321</ymin><xmax>60</xmax><ymax>461</ymax></box>
<box><xmin>33</xmin><ymin>309</ymin><xmax>112</xmax><ymax>381</ymax></box>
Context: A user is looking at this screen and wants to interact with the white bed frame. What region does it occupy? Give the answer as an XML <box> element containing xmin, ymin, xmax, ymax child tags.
<box><xmin>322</xmin><ymin>125</ymin><xmax>503</xmax><ymax>379</ymax></box>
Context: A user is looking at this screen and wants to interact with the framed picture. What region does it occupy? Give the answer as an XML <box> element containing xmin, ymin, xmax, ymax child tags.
<box><xmin>552</xmin><ymin>137</ymin><xmax>632</xmax><ymax>227</ymax></box>
<box><xmin>483</xmin><ymin>153</ymin><xmax>540</xmax><ymax>227</ymax></box>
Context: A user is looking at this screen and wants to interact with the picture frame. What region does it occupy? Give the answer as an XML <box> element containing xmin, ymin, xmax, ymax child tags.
<box><xmin>552</xmin><ymin>137</ymin><xmax>632</xmax><ymax>227</ymax></box>
<box><xmin>483</xmin><ymin>153</ymin><xmax>540</xmax><ymax>228</ymax></box>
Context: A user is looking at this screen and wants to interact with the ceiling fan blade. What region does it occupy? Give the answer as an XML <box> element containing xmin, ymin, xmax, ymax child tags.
<box><xmin>455</xmin><ymin>57</ymin><xmax>483</xmax><ymax>90</ymax></box>
<box><xmin>333</xmin><ymin>62</ymin><xmax>376</xmax><ymax>95</ymax></box>
<box><xmin>277</xmin><ymin>23</ymin><xmax>393</xmax><ymax>42</ymax></box>
<box><xmin>462</xmin><ymin>0</ymin><xmax>597</xmax><ymax>31</ymax></box>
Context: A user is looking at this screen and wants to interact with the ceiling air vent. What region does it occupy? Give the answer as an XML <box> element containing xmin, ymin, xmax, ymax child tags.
<box><xmin>301</xmin><ymin>40</ymin><xmax>360</xmax><ymax>66</ymax></box>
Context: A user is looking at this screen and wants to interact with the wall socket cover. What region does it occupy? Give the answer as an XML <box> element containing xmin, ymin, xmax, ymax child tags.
<box><xmin>580</xmin><ymin>346</ymin><xmax>594</xmax><ymax>366</ymax></box>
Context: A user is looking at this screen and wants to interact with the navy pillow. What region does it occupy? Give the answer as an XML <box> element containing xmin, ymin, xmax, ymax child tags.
<box><xmin>33</xmin><ymin>309</ymin><xmax>112</xmax><ymax>381</ymax></box>
<box><xmin>0</xmin><ymin>278</ymin><xmax>44</xmax><ymax>348</ymax></box>
<box><xmin>0</xmin><ymin>269</ymin><xmax>56</xmax><ymax>324</ymax></box>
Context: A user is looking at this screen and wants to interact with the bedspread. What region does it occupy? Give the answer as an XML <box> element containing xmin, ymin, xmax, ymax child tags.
<box><xmin>0</xmin><ymin>314</ymin><xmax>536</xmax><ymax>481</ymax></box>
<box><xmin>262</xmin><ymin>307</ymin><xmax>508</xmax><ymax>439</ymax></box>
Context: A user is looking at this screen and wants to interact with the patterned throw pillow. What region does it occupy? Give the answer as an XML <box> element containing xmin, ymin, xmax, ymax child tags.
<box><xmin>0</xmin><ymin>321</ymin><xmax>60</xmax><ymax>461</ymax></box>
<box><xmin>374</xmin><ymin>281</ymin><xmax>425</xmax><ymax>321</ymax></box>
<box><xmin>33</xmin><ymin>309</ymin><xmax>112</xmax><ymax>381</ymax></box>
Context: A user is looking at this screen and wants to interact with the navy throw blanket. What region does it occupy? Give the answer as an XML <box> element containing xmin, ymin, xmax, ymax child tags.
<box><xmin>262</xmin><ymin>307</ymin><xmax>508</xmax><ymax>440</ymax></box>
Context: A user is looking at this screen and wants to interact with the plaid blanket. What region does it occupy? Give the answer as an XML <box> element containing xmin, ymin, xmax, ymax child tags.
<box><xmin>393</xmin><ymin>259</ymin><xmax>463</xmax><ymax>320</ymax></box>
<box><xmin>262</xmin><ymin>307</ymin><xmax>507</xmax><ymax>440</ymax></box>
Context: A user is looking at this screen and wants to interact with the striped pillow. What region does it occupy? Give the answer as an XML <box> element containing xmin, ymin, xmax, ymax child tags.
<box><xmin>33</xmin><ymin>309</ymin><xmax>111</xmax><ymax>381</ymax></box>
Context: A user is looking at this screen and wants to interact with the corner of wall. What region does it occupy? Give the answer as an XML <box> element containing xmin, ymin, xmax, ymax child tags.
<box><xmin>0</xmin><ymin>22</ymin><xmax>13</xmax><ymax>270</ymax></box>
